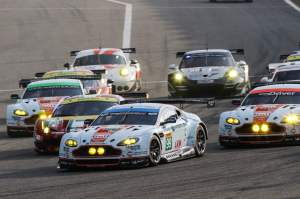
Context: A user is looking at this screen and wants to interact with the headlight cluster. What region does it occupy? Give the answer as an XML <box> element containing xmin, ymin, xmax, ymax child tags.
<box><xmin>174</xmin><ymin>72</ymin><xmax>184</xmax><ymax>82</ymax></box>
<box><xmin>251</xmin><ymin>123</ymin><xmax>269</xmax><ymax>133</ymax></box>
<box><xmin>14</xmin><ymin>109</ymin><xmax>28</xmax><ymax>116</ymax></box>
<box><xmin>119</xmin><ymin>67</ymin><xmax>129</xmax><ymax>77</ymax></box>
<box><xmin>281</xmin><ymin>113</ymin><xmax>300</xmax><ymax>125</ymax></box>
<box><xmin>226</xmin><ymin>69</ymin><xmax>239</xmax><ymax>80</ymax></box>
<box><xmin>88</xmin><ymin>147</ymin><xmax>105</xmax><ymax>155</ymax></box>
<box><xmin>65</xmin><ymin>139</ymin><xmax>78</xmax><ymax>147</ymax></box>
<box><xmin>226</xmin><ymin>117</ymin><xmax>240</xmax><ymax>125</ymax></box>
<box><xmin>117</xmin><ymin>138</ymin><xmax>139</xmax><ymax>146</ymax></box>
<box><xmin>39</xmin><ymin>110</ymin><xmax>51</xmax><ymax>120</ymax></box>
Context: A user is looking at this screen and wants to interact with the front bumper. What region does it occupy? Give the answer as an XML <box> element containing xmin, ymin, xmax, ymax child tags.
<box><xmin>219</xmin><ymin>134</ymin><xmax>300</xmax><ymax>145</ymax></box>
<box><xmin>34</xmin><ymin>134</ymin><xmax>63</xmax><ymax>153</ymax></box>
<box><xmin>7</xmin><ymin>126</ymin><xmax>34</xmax><ymax>134</ymax></box>
<box><xmin>168</xmin><ymin>76</ymin><xmax>246</xmax><ymax>97</ymax></box>
<box><xmin>58</xmin><ymin>156</ymin><xmax>149</xmax><ymax>168</ymax></box>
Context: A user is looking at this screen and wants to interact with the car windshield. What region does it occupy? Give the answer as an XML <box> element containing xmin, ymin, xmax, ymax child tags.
<box><xmin>180</xmin><ymin>52</ymin><xmax>235</xmax><ymax>68</ymax></box>
<box><xmin>273</xmin><ymin>70</ymin><xmax>300</xmax><ymax>82</ymax></box>
<box><xmin>53</xmin><ymin>101</ymin><xmax>117</xmax><ymax>117</ymax></box>
<box><xmin>242</xmin><ymin>91</ymin><xmax>300</xmax><ymax>105</ymax></box>
<box><xmin>74</xmin><ymin>54</ymin><xmax>126</xmax><ymax>66</ymax></box>
<box><xmin>23</xmin><ymin>87</ymin><xmax>82</xmax><ymax>99</ymax></box>
<box><xmin>92</xmin><ymin>111</ymin><xmax>158</xmax><ymax>126</ymax></box>
<box><xmin>81</xmin><ymin>80</ymin><xmax>100</xmax><ymax>88</ymax></box>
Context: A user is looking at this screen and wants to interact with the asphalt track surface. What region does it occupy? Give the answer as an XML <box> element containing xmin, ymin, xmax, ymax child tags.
<box><xmin>0</xmin><ymin>0</ymin><xmax>300</xmax><ymax>198</ymax></box>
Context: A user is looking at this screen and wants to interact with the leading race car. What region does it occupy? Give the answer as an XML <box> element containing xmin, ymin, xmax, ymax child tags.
<box><xmin>34</xmin><ymin>94</ymin><xmax>124</xmax><ymax>153</ymax></box>
<box><xmin>64</xmin><ymin>48</ymin><xmax>142</xmax><ymax>93</ymax></box>
<box><xmin>219</xmin><ymin>84</ymin><xmax>300</xmax><ymax>146</ymax></box>
<box><xmin>19</xmin><ymin>68</ymin><xmax>112</xmax><ymax>95</ymax></box>
<box><xmin>58</xmin><ymin>102</ymin><xmax>209</xmax><ymax>169</ymax></box>
<box><xmin>168</xmin><ymin>49</ymin><xmax>250</xmax><ymax>97</ymax></box>
<box><xmin>6</xmin><ymin>79</ymin><xmax>85</xmax><ymax>137</ymax></box>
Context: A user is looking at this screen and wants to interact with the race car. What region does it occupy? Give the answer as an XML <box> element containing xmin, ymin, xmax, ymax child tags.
<box><xmin>34</xmin><ymin>94</ymin><xmax>124</xmax><ymax>153</ymax></box>
<box><xmin>6</xmin><ymin>79</ymin><xmax>85</xmax><ymax>137</ymax></box>
<box><xmin>268</xmin><ymin>52</ymin><xmax>300</xmax><ymax>73</ymax></box>
<box><xmin>168</xmin><ymin>49</ymin><xmax>250</xmax><ymax>97</ymax></box>
<box><xmin>64</xmin><ymin>48</ymin><xmax>142</xmax><ymax>93</ymax></box>
<box><xmin>58</xmin><ymin>101</ymin><xmax>209</xmax><ymax>169</ymax></box>
<box><xmin>219</xmin><ymin>84</ymin><xmax>300</xmax><ymax>146</ymax></box>
<box><xmin>19</xmin><ymin>68</ymin><xmax>111</xmax><ymax>95</ymax></box>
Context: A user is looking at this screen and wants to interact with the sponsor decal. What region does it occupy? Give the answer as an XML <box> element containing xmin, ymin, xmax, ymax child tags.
<box><xmin>175</xmin><ymin>140</ymin><xmax>182</xmax><ymax>149</ymax></box>
<box><xmin>253</xmin><ymin>104</ymin><xmax>284</xmax><ymax>123</ymax></box>
<box><xmin>165</xmin><ymin>131</ymin><xmax>172</xmax><ymax>151</ymax></box>
<box><xmin>250</xmin><ymin>88</ymin><xmax>300</xmax><ymax>94</ymax></box>
<box><xmin>90</xmin><ymin>128</ymin><xmax>113</xmax><ymax>143</ymax></box>
<box><xmin>38</xmin><ymin>97</ymin><xmax>63</xmax><ymax>113</ymax></box>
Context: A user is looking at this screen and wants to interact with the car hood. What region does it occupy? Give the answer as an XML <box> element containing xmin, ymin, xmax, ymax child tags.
<box><xmin>181</xmin><ymin>66</ymin><xmax>230</xmax><ymax>80</ymax></box>
<box><xmin>75</xmin><ymin>64</ymin><xmax>127</xmax><ymax>71</ymax></box>
<box><xmin>69</xmin><ymin>125</ymin><xmax>154</xmax><ymax>145</ymax></box>
<box><xmin>230</xmin><ymin>104</ymin><xmax>300</xmax><ymax>123</ymax></box>
<box><xmin>15</xmin><ymin>96</ymin><xmax>64</xmax><ymax>115</ymax></box>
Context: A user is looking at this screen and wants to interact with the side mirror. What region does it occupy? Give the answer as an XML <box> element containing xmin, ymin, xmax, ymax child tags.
<box><xmin>168</xmin><ymin>64</ymin><xmax>178</xmax><ymax>70</ymax></box>
<box><xmin>238</xmin><ymin>60</ymin><xmax>246</xmax><ymax>66</ymax></box>
<box><xmin>84</xmin><ymin>119</ymin><xmax>94</xmax><ymax>127</ymax></box>
<box><xmin>89</xmin><ymin>89</ymin><xmax>97</xmax><ymax>95</ymax></box>
<box><xmin>64</xmin><ymin>63</ymin><xmax>70</xmax><ymax>69</ymax></box>
<box><xmin>160</xmin><ymin>116</ymin><xmax>177</xmax><ymax>126</ymax></box>
<box><xmin>107</xmin><ymin>79</ymin><xmax>114</xmax><ymax>84</ymax></box>
<box><xmin>10</xmin><ymin>94</ymin><xmax>20</xmax><ymax>100</ymax></box>
<box><xmin>232</xmin><ymin>99</ymin><xmax>241</xmax><ymax>106</ymax></box>
<box><xmin>130</xmin><ymin>59</ymin><xmax>138</xmax><ymax>65</ymax></box>
<box><xmin>260</xmin><ymin>77</ymin><xmax>269</xmax><ymax>82</ymax></box>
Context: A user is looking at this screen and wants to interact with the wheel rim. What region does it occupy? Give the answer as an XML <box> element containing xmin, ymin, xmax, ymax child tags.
<box><xmin>150</xmin><ymin>139</ymin><xmax>161</xmax><ymax>163</ymax></box>
<box><xmin>196</xmin><ymin>130</ymin><xmax>206</xmax><ymax>153</ymax></box>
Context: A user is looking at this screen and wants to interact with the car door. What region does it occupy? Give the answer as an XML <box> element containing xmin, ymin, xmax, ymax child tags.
<box><xmin>160</xmin><ymin>107</ymin><xmax>186</xmax><ymax>153</ymax></box>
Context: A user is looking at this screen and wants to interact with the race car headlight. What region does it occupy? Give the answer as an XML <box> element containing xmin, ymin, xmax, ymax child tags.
<box><xmin>38</xmin><ymin>110</ymin><xmax>51</xmax><ymax>120</ymax></box>
<box><xmin>251</xmin><ymin>123</ymin><xmax>269</xmax><ymax>133</ymax></box>
<box><xmin>119</xmin><ymin>67</ymin><xmax>129</xmax><ymax>77</ymax></box>
<box><xmin>43</xmin><ymin>127</ymin><xmax>50</xmax><ymax>134</ymax></box>
<box><xmin>227</xmin><ymin>69</ymin><xmax>238</xmax><ymax>80</ymax></box>
<box><xmin>65</xmin><ymin>139</ymin><xmax>78</xmax><ymax>147</ymax></box>
<box><xmin>117</xmin><ymin>137</ymin><xmax>139</xmax><ymax>146</ymax></box>
<box><xmin>281</xmin><ymin>114</ymin><xmax>300</xmax><ymax>125</ymax></box>
<box><xmin>174</xmin><ymin>72</ymin><xmax>184</xmax><ymax>82</ymax></box>
<box><xmin>226</xmin><ymin>117</ymin><xmax>240</xmax><ymax>125</ymax></box>
<box><xmin>14</xmin><ymin>109</ymin><xmax>28</xmax><ymax>117</ymax></box>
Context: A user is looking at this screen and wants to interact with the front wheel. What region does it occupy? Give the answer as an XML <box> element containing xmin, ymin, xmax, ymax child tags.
<box><xmin>194</xmin><ymin>126</ymin><xmax>207</xmax><ymax>157</ymax></box>
<box><xmin>149</xmin><ymin>136</ymin><xmax>161</xmax><ymax>166</ymax></box>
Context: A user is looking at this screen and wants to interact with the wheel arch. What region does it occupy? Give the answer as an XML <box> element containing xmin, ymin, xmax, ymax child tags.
<box><xmin>199</xmin><ymin>122</ymin><xmax>208</xmax><ymax>140</ymax></box>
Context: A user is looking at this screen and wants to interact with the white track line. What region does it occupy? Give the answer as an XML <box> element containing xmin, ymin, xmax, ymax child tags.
<box><xmin>284</xmin><ymin>0</ymin><xmax>300</xmax><ymax>12</ymax></box>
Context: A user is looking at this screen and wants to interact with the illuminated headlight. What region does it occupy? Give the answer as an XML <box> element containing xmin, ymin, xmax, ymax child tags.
<box><xmin>226</xmin><ymin>117</ymin><xmax>240</xmax><ymax>125</ymax></box>
<box><xmin>14</xmin><ymin>109</ymin><xmax>28</xmax><ymax>116</ymax></box>
<box><xmin>117</xmin><ymin>138</ymin><xmax>139</xmax><ymax>146</ymax></box>
<box><xmin>119</xmin><ymin>67</ymin><xmax>129</xmax><ymax>77</ymax></box>
<box><xmin>281</xmin><ymin>114</ymin><xmax>300</xmax><ymax>125</ymax></box>
<box><xmin>174</xmin><ymin>72</ymin><xmax>184</xmax><ymax>82</ymax></box>
<box><xmin>43</xmin><ymin>127</ymin><xmax>50</xmax><ymax>134</ymax></box>
<box><xmin>252</xmin><ymin>124</ymin><xmax>260</xmax><ymax>133</ymax></box>
<box><xmin>251</xmin><ymin>123</ymin><xmax>269</xmax><ymax>133</ymax></box>
<box><xmin>65</xmin><ymin>139</ymin><xmax>78</xmax><ymax>147</ymax></box>
<box><xmin>39</xmin><ymin>110</ymin><xmax>51</xmax><ymax>120</ymax></box>
<box><xmin>227</xmin><ymin>69</ymin><xmax>238</xmax><ymax>80</ymax></box>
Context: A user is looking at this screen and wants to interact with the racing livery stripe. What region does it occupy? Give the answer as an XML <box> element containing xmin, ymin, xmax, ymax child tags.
<box><xmin>103</xmin><ymin>108</ymin><xmax>159</xmax><ymax>113</ymax></box>
<box><xmin>28</xmin><ymin>82</ymin><xmax>81</xmax><ymax>89</ymax></box>
<box><xmin>43</xmin><ymin>71</ymin><xmax>92</xmax><ymax>78</ymax></box>
<box><xmin>62</xmin><ymin>97</ymin><xmax>118</xmax><ymax>104</ymax></box>
<box><xmin>250</xmin><ymin>88</ymin><xmax>300</xmax><ymax>94</ymax></box>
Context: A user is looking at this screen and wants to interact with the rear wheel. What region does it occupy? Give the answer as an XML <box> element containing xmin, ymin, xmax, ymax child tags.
<box><xmin>149</xmin><ymin>136</ymin><xmax>161</xmax><ymax>166</ymax></box>
<box><xmin>194</xmin><ymin>126</ymin><xmax>207</xmax><ymax>156</ymax></box>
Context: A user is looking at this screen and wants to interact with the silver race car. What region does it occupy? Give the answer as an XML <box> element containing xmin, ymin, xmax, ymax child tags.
<box><xmin>168</xmin><ymin>49</ymin><xmax>250</xmax><ymax>97</ymax></box>
<box><xmin>58</xmin><ymin>99</ymin><xmax>212</xmax><ymax>169</ymax></box>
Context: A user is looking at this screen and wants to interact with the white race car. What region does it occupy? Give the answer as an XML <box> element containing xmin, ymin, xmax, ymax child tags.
<box><xmin>58</xmin><ymin>101</ymin><xmax>209</xmax><ymax>169</ymax></box>
<box><xmin>219</xmin><ymin>84</ymin><xmax>300</xmax><ymax>146</ymax></box>
<box><xmin>64</xmin><ymin>48</ymin><xmax>141</xmax><ymax>93</ymax></box>
<box><xmin>268</xmin><ymin>52</ymin><xmax>300</xmax><ymax>73</ymax></box>
<box><xmin>168</xmin><ymin>49</ymin><xmax>250</xmax><ymax>97</ymax></box>
<box><xmin>6</xmin><ymin>79</ymin><xmax>85</xmax><ymax>137</ymax></box>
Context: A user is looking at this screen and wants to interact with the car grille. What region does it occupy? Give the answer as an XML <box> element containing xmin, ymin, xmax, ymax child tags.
<box><xmin>238</xmin><ymin>136</ymin><xmax>284</xmax><ymax>142</ymax></box>
<box><xmin>235</xmin><ymin>123</ymin><xmax>286</xmax><ymax>135</ymax></box>
<box><xmin>72</xmin><ymin>145</ymin><xmax>122</xmax><ymax>157</ymax></box>
<box><xmin>74</xmin><ymin>159</ymin><xmax>120</xmax><ymax>165</ymax></box>
<box><xmin>24</xmin><ymin>114</ymin><xmax>39</xmax><ymax>125</ymax></box>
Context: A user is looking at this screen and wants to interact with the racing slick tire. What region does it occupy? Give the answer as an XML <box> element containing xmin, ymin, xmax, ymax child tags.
<box><xmin>149</xmin><ymin>136</ymin><xmax>162</xmax><ymax>166</ymax></box>
<box><xmin>194</xmin><ymin>126</ymin><xmax>207</xmax><ymax>157</ymax></box>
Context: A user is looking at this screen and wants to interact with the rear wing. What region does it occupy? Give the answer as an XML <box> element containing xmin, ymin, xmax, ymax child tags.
<box><xmin>35</xmin><ymin>72</ymin><xmax>45</xmax><ymax>78</ymax></box>
<box><xmin>70</xmin><ymin>50</ymin><xmax>80</xmax><ymax>57</ymax></box>
<box><xmin>176</xmin><ymin>52</ymin><xmax>186</xmax><ymax>58</ymax></box>
<box><xmin>279</xmin><ymin>54</ymin><xmax>289</xmax><ymax>61</ymax></box>
<box><xmin>121</xmin><ymin>48</ymin><xmax>136</xmax><ymax>53</ymax></box>
<box><xmin>121</xmin><ymin>97</ymin><xmax>215</xmax><ymax>108</ymax></box>
<box><xmin>229</xmin><ymin>49</ymin><xmax>245</xmax><ymax>55</ymax></box>
<box><xmin>19</xmin><ymin>74</ymin><xmax>104</xmax><ymax>89</ymax></box>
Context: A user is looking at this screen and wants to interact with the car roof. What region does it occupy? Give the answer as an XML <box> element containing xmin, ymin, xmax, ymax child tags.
<box><xmin>76</xmin><ymin>48</ymin><xmax>124</xmax><ymax>58</ymax></box>
<box><xmin>104</xmin><ymin>103</ymin><xmax>176</xmax><ymax>112</ymax></box>
<box><xmin>43</xmin><ymin>68</ymin><xmax>93</xmax><ymax>78</ymax></box>
<box><xmin>275</xmin><ymin>64</ymin><xmax>300</xmax><ymax>72</ymax></box>
<box><xmin>27</xmin><ymin>79</ymin><xmax>82</xmax><ymax>89</ymax></box>
<box><xmin>185</xmin><ymin>49</ymin><xmax>230</xmax><ymax>55</ymax></box>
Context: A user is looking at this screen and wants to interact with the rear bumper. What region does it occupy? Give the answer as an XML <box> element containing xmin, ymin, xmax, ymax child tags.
<box><xmin>219</xmin><ymin>135</ymin><xmax>300</xmax><ymax>145</ymax></box>
<box><xmin>58</xmin><ymin>156</ymin><xmax>149</xmax><ymax>168</ymax></box>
